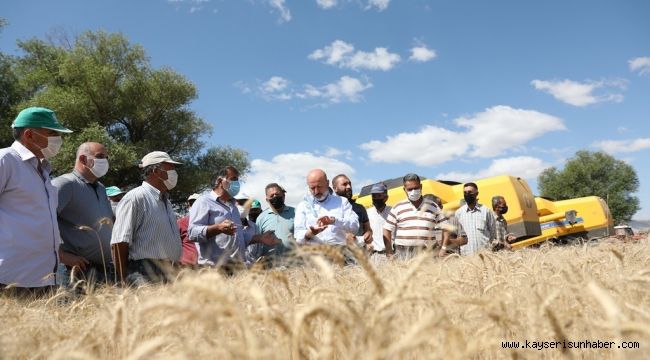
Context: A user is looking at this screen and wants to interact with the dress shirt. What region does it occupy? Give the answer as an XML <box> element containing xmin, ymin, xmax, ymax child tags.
<box><xmin>0</xmin><ymin>142</ymin><xmax>60</xmax><ymax>287</ymax></box>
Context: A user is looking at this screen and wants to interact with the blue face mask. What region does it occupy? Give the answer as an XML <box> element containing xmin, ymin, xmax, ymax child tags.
<box><xmin>227</xmin><ymin>180</ymin><xmax>240</xmax><ymax>197</ymax></box>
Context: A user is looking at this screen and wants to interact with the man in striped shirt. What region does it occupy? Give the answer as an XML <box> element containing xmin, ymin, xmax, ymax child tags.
<box><xmin>111</xmin><ymin>151</ymin><xmax>183</xmax><ymax>285</ymax></box>
<box><xmin>455</xmin><ymin>182</ymin><xmax>497</xmax><ymax>256</ymax></box>
<box><xmin>383</xmin><ymin>173</ymin><xmax>446</xmax><ymax>259</ymax></box>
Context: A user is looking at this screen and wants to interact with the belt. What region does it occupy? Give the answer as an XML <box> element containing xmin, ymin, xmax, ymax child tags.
<box><xmin>372</xmin><ymin>250</ymin><xmax>386</xmax><ymax>255</ymax></box>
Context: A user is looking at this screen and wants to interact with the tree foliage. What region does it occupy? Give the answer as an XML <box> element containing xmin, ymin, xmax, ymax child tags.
<box><xmin>2</xmin><ymin>29</ymin><xmax>249</xmax><ymax>203</ymax></box>
<box><xmin>538</xmin><ymin>150</ymin><xmax>640</xmax><ymax>224</ymax></box>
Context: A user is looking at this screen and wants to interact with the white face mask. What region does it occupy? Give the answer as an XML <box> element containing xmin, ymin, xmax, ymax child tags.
<box><xmin>407</xmin><ymin>188</ymin><xmax>422</xmax><ymax>202</ymax></box>
<box><xmin>163</xmin><ymin>169</ymin><xmax>178</xmax><ymax>190</ymax></box>
<box><xmin>88</xmin><ymin>158</ymin><xmax>109</xmax><ymax>178</ymax></box>
<box><xmin>38</xmin><ymin>135</ymin><xmax>63</xmax><ymax>159</ymax></box>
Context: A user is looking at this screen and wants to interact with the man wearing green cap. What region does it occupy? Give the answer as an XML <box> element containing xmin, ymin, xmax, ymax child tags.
<box><xmin>0</xmin><ymin>107</ymin><xmax>72</xmax><ymax>295</ymax></box>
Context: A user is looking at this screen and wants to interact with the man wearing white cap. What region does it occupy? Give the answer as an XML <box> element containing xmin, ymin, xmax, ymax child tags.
<box><xmin>1</xmin><ymin>107</ymin><xmax>72</xmax><ymax>295</ymax></box>
<box><xmin>111</xmin><ymin>151</ymin><xmax>183</xmax><ymax>284</ymax></box>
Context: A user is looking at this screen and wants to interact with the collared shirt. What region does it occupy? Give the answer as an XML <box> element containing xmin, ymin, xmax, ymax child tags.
<box><xmin>294</xmin><ymin>192</ymin><xmax>359</xmax><ymax>246</ymax></box>
<box><xmin>455</xmin><ymin>203</ymin><xmax>496</xmax><ymax>256</ymax></box>
<box><xmin>366</xmin><ymin>205</ymin><xmax>392</xmax><ymax>252</ymax></box>
<box><xmin>52</xmin><ymin>170</ymin><xmax>114</xmax><ymax>266</ymax></box>
<box><xmin>493</xmin><ymin>214</ymin><xmax>511</xmax><ymax>249</ymax></box>
<box><xmin>256</xmin><ymin>205</ymin><xmax>296</xmax><ymax>254</ymax></box>
<box><xmin>0</xmin><ymin>141</ymin><xmax>60</xmax><ymax>287</ymax></box>
<box><xmin>188</xmin><ymin>191</ymin><xmax>245</xmax><ymax>264</ymax></box>
<box><xmin>383</xmin><ymin>195</ymin><xmax>444</xmax><ymax>247</ymax></box>
<box><xmin>111</xmin><ymin>182</ymin><xmax>181</xmax><ymax>261</ymax></box>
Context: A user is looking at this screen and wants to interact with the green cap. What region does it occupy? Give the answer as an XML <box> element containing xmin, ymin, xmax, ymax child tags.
<box><xmin>105</xmin><ymin>186</ymin><xmax>124</xmax><ymax>197</ymax></box>
<box><xmin>11</xmin><ymin>107</ymin><xmax>73</xmax><ymax>133</ymax></box>
<box><xmin>251</xmin><ymin>199</ymin><xmax>261</xmax><ymax>209</ymax></box>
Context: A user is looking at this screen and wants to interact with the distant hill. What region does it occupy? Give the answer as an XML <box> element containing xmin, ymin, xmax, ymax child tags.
<box><xmin>629</xmin><ymin>219</ymin><xmax>650</xmax><ymax>232</ymax></box>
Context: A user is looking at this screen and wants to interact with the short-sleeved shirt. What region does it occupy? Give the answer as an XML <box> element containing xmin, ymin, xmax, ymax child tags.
<box><xmin>111</xmin><ymin>182</ymin><xmax>182</xmax><ymax>261</ymax></box>
<box><xmin>188</xmin><ymin>191</ymin><xmax>245</xmax><ymax>264</ymax></box>
<box><xmin>366</xmin><ymin>205</ymin><xmax>392</xmax><ymax>252</ymax></box>
<box><xmin>0</xmin><ymin>142</ymin><xmax>60</xmax><ymax>287</ymax></box>
<box><xmin>52</xmin><ymin>170</ymin><xmax>114</xmax><ymax>266</ymax></box>
<box><xmin>256</xmin><ymin>205</ymin><xmax>295</xmax><ymax>254</ymax></box>
<box><xmin>383</xmin><ymin>195</ymin><xmax>444</xmax><ymax>247</ymax></box>
<box><xmin>455</xmin><ymin>204</ymin><xmax>496</xmax><ymax>256</ymax></box>
<box><xmin>350</xmin><ymin>200</ymin><xmax>369</xmax><ymax>237</ymax></box>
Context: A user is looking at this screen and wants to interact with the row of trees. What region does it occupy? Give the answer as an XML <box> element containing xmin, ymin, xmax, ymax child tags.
<box><xmin>0</xmin><ymin>21</ymin><xmax>249</xmax><ymax>203</ymax></box>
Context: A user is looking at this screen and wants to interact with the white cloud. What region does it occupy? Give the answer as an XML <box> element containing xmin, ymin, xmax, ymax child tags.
<box><xmin>409</xmin><ymin>45</ymin><xmax>436</xmax><ymax>62</ymax></box>
<box><xmin>240</xmin><ymin>152</ymin><xmax>356</xmax><ymax>208</ymax></box>
<box><xmin>268</xmin><ymin>0</ymin><xmax>291</xmax><ymax>22</ymax></box>
<box><xmin>617</xmin><ymin>126</ymin><xmax>629</xmax><ymax>134</ymax></box>
<box><xmin>308</xmin><ymin>40</ymin><xmax>401</xmax><ymax>71</ymax></box>
<box><xmin>316</xmin><ymin>0</ymin><xmax>338</xmax><ymax>9</ymax></box>
<box><xmin>360</xmin><ymin>105</ymin><xmax>565</xmax><ymax>166</ymax></box>
<box><xmin>629</xmin><ymin>57</ymin><xmax>650</xmax><ymax>75</ymax></box>
<box><xmin>436</xmin><ymin>156</ymin><xmax>550</xmax><ymax>182</ymax></box>
<box><xmin>592</xmin><ymin>138</ymin><xmax>650</xmax><ymax>154</ymax></box>
<box><xmin>322</xmin><ymin>146</ymin><xmax>353</xmax><ymax>159</ymax></box>
<box><xmin>299</xmin><ymin>76</ymin><xmax>372</xmax><ymax>103</ymax></box>
<box><xmin>456</xmin><ymin>105</ymin><xmax>566</xmax><ymax>158</ymax></box>
<box><xmin>239</xmin><ymin>75</ymin><xmax>372</xmax><ymax>105</ymax></box>
<box><xmin>168</xmin><ymin>0</ymin><xmax>212</xmax><ymax>13</ymax></box>
<box><xmin>366</xmin><ymin>0</ymin><xmax>390</xmax><ymax>11</ymax></box>
<box><xmin>258</xmin><ymin>76</ymin><xmax>292</xmax><ymax>101</ymax></box>
<box><xmin>361</xmin><ymin>126</ymin><xmax>467</xmax><ymax>166</ymax></box>
<box><xmin>531</xmin><ymin>78</ymin><xmax>627</xmax><ymax>107</ymax></box>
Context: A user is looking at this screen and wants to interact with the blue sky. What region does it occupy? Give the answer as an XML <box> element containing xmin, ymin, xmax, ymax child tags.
<box><xmin>2</xmin><ymin>0</ymin><xmax>649</xmax><ymax>219</ymax></box>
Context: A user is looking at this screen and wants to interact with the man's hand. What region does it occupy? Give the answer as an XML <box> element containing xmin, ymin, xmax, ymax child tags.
<box><xmin>308</xmin><ymin>224</ymin><xmax>328</xmax><ymax>237</ymax></box>
<box><xmin>259</xmin><ymin>231</ymin><xmax>281</xmax><ymax>246</ymax></box>
<box><xmin>59</xmin><ymin>250</ymin><xmax>89</xmax><ymax>271</ymax></box>
<box><xmin>506</xmin><ymin>234</ymin><xmax>517</xmax><ymax>243</ymax></box>
<box><xmin>317</xmin><ymin>216</ymin><xmax>335</xmax><ymax>227</ymax></box>
<box><xmin>437</xmin><ymin>249</ymin><xmax>447</xmax><ymax>258</ymax></box>
<box><xmin>218</xmin><ymin>220</ymin><xmax>237</xmax><ymax>235</ymax></box>
<box><xmin>363</xmin><ymin>231</ymin><xmax>373</xmax><ymax>244</ymax></box>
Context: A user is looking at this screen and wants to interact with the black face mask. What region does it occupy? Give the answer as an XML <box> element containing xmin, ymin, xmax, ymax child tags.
<box><xmin>464</xmin><ymin>192</ymin><xmax>477</xmax><ymax>205</ymax></box>
<box><xmin>498</xmin><ymin>205</ymin><xmax>508</xmax><ymax>215</ymax></box>
<box><xmin>269</xmin><ymin>196</ymin><xmax>285</xmax><ymax>210</ymax></box>
<box><xmin>249</xmin><ymin>213</ymin><xmax>261</xmax><ymax>223</ymax></box>
<box><xmin>372</xmin><ymin>199</ymin><xmax>386</xmax><ymax>209</ymax></box>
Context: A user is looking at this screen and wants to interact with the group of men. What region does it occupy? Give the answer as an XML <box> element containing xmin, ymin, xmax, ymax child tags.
<box><xmin>0</xmin><ymin>107</ymin><xmax>516</xmax><ymax>296</ymax></box>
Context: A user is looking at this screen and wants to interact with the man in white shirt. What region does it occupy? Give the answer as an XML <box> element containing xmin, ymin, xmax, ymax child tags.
<box><xmin>365</xmin><ymin>183</ymin><xmax>391</xmax><ymax>253</ymax></box>
<box><xmin>294</xmin><ymin>169</ymin><xmax>359</xmax><ymax>246</ymax></box>
<box><xmin>1</xmin><ymin>107</ymin><xmax>72</xmax><ymax>296</ymax></box>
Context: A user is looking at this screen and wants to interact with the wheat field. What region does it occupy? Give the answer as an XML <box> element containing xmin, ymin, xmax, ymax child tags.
<box><xmin>1</xmin><ymin>237</ymin><xmax>649</xmax><ymax>359</ymax></box>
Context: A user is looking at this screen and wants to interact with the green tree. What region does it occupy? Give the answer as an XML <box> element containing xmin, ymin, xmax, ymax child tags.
<box><xmin>538</xmin><ymin>150</ymin><xmax>640</xmax><ymax>224</ymax></box>
<box><xmin>9</xmin><ymin>30</ymin><xmax>249</xmax><ymax>203</ymax></box>
<box><xmin>0</xmin><ymin>19</ymin><xmax>29</xmax><ymax>147</ymax></box>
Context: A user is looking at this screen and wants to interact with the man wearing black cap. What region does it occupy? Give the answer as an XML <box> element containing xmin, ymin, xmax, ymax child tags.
<box><xmin>366</xmin><ymin>183</ymin><xmax>393</xmax><ymax>257</ymax></box>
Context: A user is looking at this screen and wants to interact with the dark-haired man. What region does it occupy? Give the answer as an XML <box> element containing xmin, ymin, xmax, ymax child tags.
<box><xmin>455</xmin><ymin>182</ymin><xmax>496</xmax><ymax>256</ymax></box>
<box><xmin>256</xmin><ymin>183</ymin><xmax>296</xmax><ymax>257</ymax></box>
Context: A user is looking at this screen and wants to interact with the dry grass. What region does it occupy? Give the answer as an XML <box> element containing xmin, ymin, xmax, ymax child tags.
<box><xmin>1</xmin><ymin>237</ymin><xmax>649</xmax><ymax>359</ymax></box>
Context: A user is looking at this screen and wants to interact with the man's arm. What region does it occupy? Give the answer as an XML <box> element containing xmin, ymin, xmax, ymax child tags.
<box><xmin>110</xmin><ymin>195</ymin><xmax>138</xmax><ymax>283</ymax></box>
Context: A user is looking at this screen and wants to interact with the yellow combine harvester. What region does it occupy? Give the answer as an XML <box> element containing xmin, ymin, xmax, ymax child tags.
<box><xmin>356</xmin><ymin>175</ymin><xmax>613</xmax><ymax>248</ymax></box>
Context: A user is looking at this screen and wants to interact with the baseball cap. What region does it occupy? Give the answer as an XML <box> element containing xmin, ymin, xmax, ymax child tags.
<box><xmin>370</xmin><ymin>183</ymin><xmax>388</xmax><ymax>194</ymax></box>
<box><xmin>139</xmin><ymin>151</ymin><xmax>182</xmax><ymax>168</ymax></box>
<box><xmin>11</xmin><ymin>107</ymin><xmax>72</xmax><ymax>133</ymax></box>
<box><xmin>188</xmin><ymin>193</ymin><xmax>201</xmax><ymax>201</ymax></box>
<box><xmin>234</xmin><ymin>192</ymin><xmax>250</xmax><ymax>200</ymax></box>
<box><xmin>105</xmin><ymin>186</ymin><xmax>124</xmax><ymax>197</ymax></box>
<box><xmin>251</xmin><ymin>199</ymin><xmax>261</xmax><ymax>209</ymax></box>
